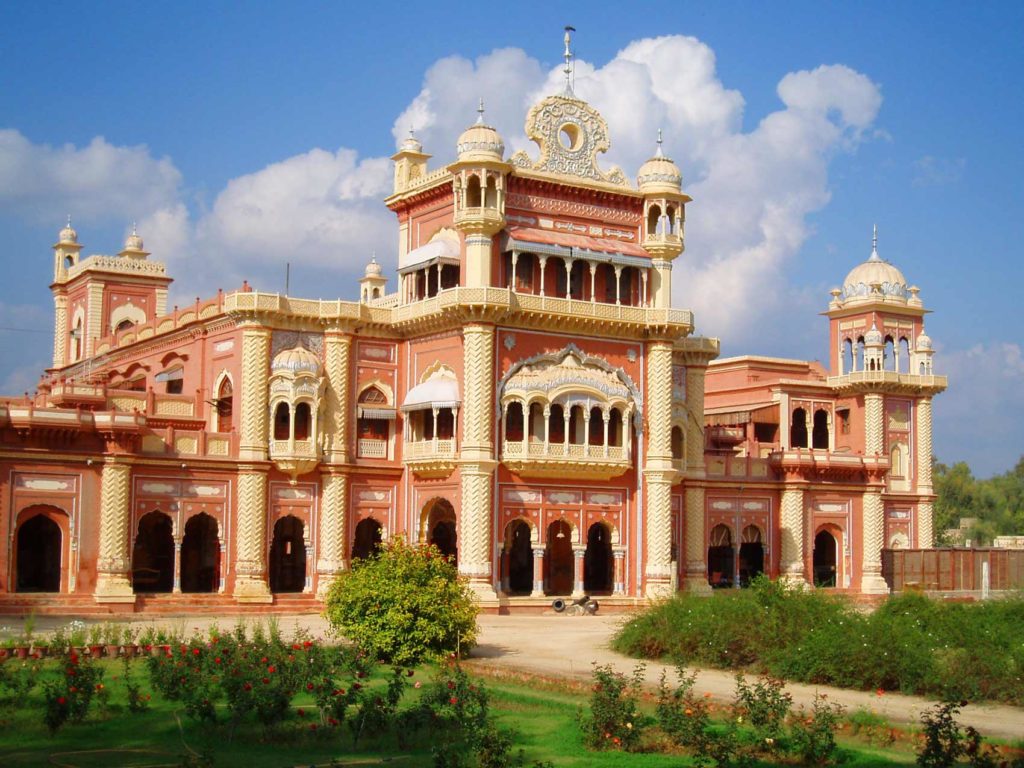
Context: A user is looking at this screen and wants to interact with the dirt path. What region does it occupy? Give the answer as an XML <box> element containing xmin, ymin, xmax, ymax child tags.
<box><xmin>469</xmin><ymin>613</ymin><xmax>1024</xmax><ymax>741</ymax></box>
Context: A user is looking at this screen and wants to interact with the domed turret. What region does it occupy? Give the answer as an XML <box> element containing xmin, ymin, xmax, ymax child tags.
<box><xmin>456</xmin><ymin>100</ymin><xmax>505</xmax><ymax>163</ymax></box>
<box><xmin>119</xmin><ymin>223</ymin><xmax>149</xmax><ymax>259</ymax></box>
<box><xmin>865</xmin><ymin>323</ymin><xmax>883</xmax><ymax>346</ymax></box>
<box><xmin>271</xmin><ymin>345</ymin><xmax>321</xmax><ymax>376</ymax></box>
<box><xmin>59</xmin><ymin>216</ymin><xmax>78</xmax><ymax>245</ymax></box>
<box><xmin>841</xmin><ymin>226</ymin><xmax>908</xmax><ymax>303</ymax></box>
<box><xmin>360</xmin><ymin>254</ymin><xmax>388</xmax><ymax>303</ymax></box>
<box><xmin>916</xmin><ymin>329</ymin><xmax>932</xmax><ymax>351</ymax></box>
<box><xmin>637</xmin><ymin>131</ymin><xmax>682</xmax><ymax>194</ymax></box>
<box><xmin>364</xmin><ymin>256</ymin><xmax>383</xmax><ymax>278</ymax></box>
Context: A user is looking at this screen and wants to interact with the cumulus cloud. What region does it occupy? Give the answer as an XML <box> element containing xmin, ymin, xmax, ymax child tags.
<box><xmin>935</xmin><ymin>341</ymin><xmax>1024</xmax><ymax>475</ymax></box>
<box><xmin>0</xmin><ymin>129</ymin><xmax>181</xmax><ymax>222</ymax></box>
<box><xmin>391</xmin><ymin>39</ymin><xmax>882</xmax><ymax>350</ymax></box>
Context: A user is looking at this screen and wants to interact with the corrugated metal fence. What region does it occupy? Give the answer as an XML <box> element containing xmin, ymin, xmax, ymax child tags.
<box><xmin>882</xmin><ymin>548</ymin><xmax>1024</xmax><ymax>592</ymax></box>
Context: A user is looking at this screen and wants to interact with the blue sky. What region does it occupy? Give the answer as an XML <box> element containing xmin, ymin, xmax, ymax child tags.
<box><xmin>1</xmin><ymin>1</ymin><xmax>1021</xmax><ymax>476</ymax></box>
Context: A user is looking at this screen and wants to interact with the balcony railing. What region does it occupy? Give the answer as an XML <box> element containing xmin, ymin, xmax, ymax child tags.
<box><xmin>501</xmin><ymin>439</ymin><xmax>631</xmax><ymax>479</ymax></box>
<box><xmin>357</xmin><ymin>438</ymin><xmax>388</xmax><ymax>459</ymax></box>
<box><xmin>270</xmin><ymin>438</ymin><xmax>317</xmax><ymax>458</ymax></box>
<box><xmin>402</xmin><ymin>438</ymin><xmax>457</xmax><ymax>478</ymax></box>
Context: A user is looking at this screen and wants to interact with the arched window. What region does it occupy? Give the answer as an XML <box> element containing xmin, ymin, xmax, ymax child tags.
<box><xmin>465</xmin><ymin>175</ymin><xmax>482</xmax><ymax>207</ymax></box>
<box><xmin>552</xmin><ymin>257</ymin><xmax>568</xmax><ymax>297</ymax></box>
<box><xmin>548</xmin><ymin>404</ymin><xmax>565</xmax><ymax>443</ymax></box>
<box><xmin>707</xmin><ymin>524</ymin><xmax>734</xmax><ymax>588</ymax></box>
<box><xmin>608</xmin><ymin>407</ymin><xmax>623</xmax><ymax>447</ymax></box>
<box><xmin>583</xmin><ymin>523</ymin><xmax>613</xmax><ymax>594</ymax></box>
<box><xmin>71</xmin><ymin>318</ymin><xmax>83</xmax><ymax>362</ymax></box>
<box><xmin>812</xmin><ymin>409</ymin><xmax>829</xmax><ymax>450</ymax></box>
<box><xmin>899</xmin><ymin>337</ymin><xmax>911</xmax><ymax>373</ymax></box>
<box><xmin>843</xmin><ymin>338</ymin><xmax>854</xmax><ymax>374</ymax></box>
<box><xmin>294</xmin><ymin>402</ymin><xmax>311</xmax><ymax>441</ymax></box>
<box><xmin>270</xmin><ymin>516</ymin><xmax>306</xmax><ymax>593</ymax></box>
<box><xmin>505</xmin><ymin>402</ymin><xmax>524</xmax><ymax>442</ymax></box>
<box><xmin>216</xmin><ymin>377</ymin><xmax>234</xmax><ymax>432</ymax></box>
<box><xmin>600</xmin><ymin>264</ymin><xmax>617</xmax><ymax>304</ymax></box>
<box><xmin>568</xmin><ymin>405</ymin><xmax>585</xmax><ymax>444</ymax></box>
<box><xmin>666</xmin><ymin>204</ymin><xmax>677</xmax><ymax>234</ymax></box>
<box><xmin>791</xmin><ymin>408</ymin><xmax>808</xmax><ymax>448</ymax></box>
<box><xmin>588</xmin><ymin>407</ymin><xmax>604</xmax><ymax>446</ymax></box>
<box><xmin>856</xmin><ymin>337</ymin><xmax>865</xmax><ymax>371</ymax></box>
<box><xmin>180</xmin><ymin>513</ymin><xmax>219</xmax><ymax>593</ymax></box>
<box><xmin>647</xmin><ymin>204</ymin><xmax>662</xmax><ymax>236</ymax></box>
<box><xmin>352</xmin><ymin>518</ymin><xmax>383</xmax><ymax>561</ymax></box>
<box><xmin>132</xmin><ymin>511</ymin><xmax>174</xmax><ymax>593</ymax></box>
<box><xmin>528</xmin><ymin>402</ymin><xmax>544</xmax><ymax>440</ymax></box>
<box><xmin>671</xmin><ymin>425</ymin><xmax>684</xmax><ymax>460</ymax></box>
<box><xmin>274</xmin><ymin>402</ymin><xmax>290</xmax><ymax>440</ymax></box>
<box><xmin>484</xmin><ymin>176</ymin><xmax>498</xmax><ymax>208</ymax></box>
<box><xmin>569</xmin><ymin>259</ymin><xmax>587</xmax><ymax>300</ymax></box>
<box><xmin>884</xmin><ymin>336</ymin><xmax>896</xmax><ymax>371</ymax></box>
<box><xmin>15</xmin><ymin>513</ymin><xmax>63</xmax><ymax>593</ymax></box>
<box><xmin>116</xmin><ymin>319</ymin><xmax>135</xmax><ymax>334</ymax></box>
<box><xmin>515</xmin><ymin>253</ymin><xmax>536</xmax><ymax>292</ymax></box>
<box><xmin>891</xmin><ymin>444</ymin><xmax>905</xmax><ymax>478</ymax></box>
<box><xmin>503</xmin><ymin>520</ymin><xmax>533</xmax><ymax>595</ymax></box>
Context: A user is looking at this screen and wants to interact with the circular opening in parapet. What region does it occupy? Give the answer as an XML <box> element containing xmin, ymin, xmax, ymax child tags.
<box><xmin>559</xmin><ymin>123</ymin><xmax>583</xmax><ymax>151</ymax></box>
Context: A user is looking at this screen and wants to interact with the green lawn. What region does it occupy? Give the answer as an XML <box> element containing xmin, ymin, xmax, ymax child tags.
<box><xmin>0</xmin><ymin>656</ymin><xmax>925</xmax><ymax>767</ymax></box>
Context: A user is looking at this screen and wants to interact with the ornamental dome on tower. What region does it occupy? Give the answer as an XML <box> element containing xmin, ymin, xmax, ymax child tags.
<box><xmin>364</xmin><ymin>256</ymin><xmax>383</xmax><ymax>278</ymax></box>
<box><xmin>841</xmin><ymin>226</ymin><xmax>908</xmax><ymax>303</ymax></box>
<box><xmin>916</xmin><ymin>329</ymin><xmax>933</xmax><ymax>351</ymax></box>
<box><xmin>865</xmin><ymin>323</ymin><xmax>883</xmax><ymax>346</ymax></box>
<box><xmin>399</xmin><ymin>131</ymin><xmax>423</xmax><ymax>154</ymax></box>
<box><xmin>456</xmin><ymin>100</ymin><xmax>505</xmax><ymax>163</ymax></box>
<box><xmin>59</xmin><ymin>217</ymin><xmax>78</xmax><ymax>244</ymax></box>
<box><xmin>637</xmin><ymin>132</ymin><xmax>682</xmax><ymax>193</ymax></box>
<box><xmin>271</xmin><ymin>345</ymin><xmax>321</xmax><ymax>376</ymax></box>
<box><xmin>123</xmin><ymin>225</ymin><xmax>144</xmax><ymax>253</ymax></box>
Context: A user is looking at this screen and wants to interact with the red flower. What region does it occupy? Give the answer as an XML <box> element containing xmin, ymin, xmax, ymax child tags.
<box><xmin>69</xmin><ymin>686</ymin><xmax>77</xmax><ymax>693</ymax></box>
<box><xmin>328</xmin><ymin>717</ymin><xmax>338</xmax><ymax>727</ymax></box>
<box><xmin>57</xmin><ymin>696</ymin><xmax>66</xmax><ymax>705</ymax></box>
<box><xmin>406</xmin><ymin>669</ymin><xmax>414</xmax><ymax>677</ymax></box>
<box><xmin>243</xmin><ymin>683</ymin><xmax>253</xmax><ymax>691</ymax></box>
<box><xmin>449</xmin><ymin>696</ymin><xmax>458</xmax><ymax>705</ymax></box>
<box><xmin>353</xmin><ymin>682</ymin><xmax>362</xmax><ymax>690</ymax></box>
<box><xmin>298</xmin><ymin>708</ymin><xmax>305</xmax><ymax>717</ymax></box>
<box><xmin>876</xmin><ymin>688</ymin><xmax>885</xmax><ymax>697</ymax></box>
<box><xmin>192</xmin><ymin>648</ymin><xmax>200</xmax><ymax>656</ymax></box>
<box><xmin>292</xmin><ymin>643</ymin><xmax>301</xmax><ymax>650</ymax></box>
<box><xmin>447</xmin><ymin>681</ymin><xmax>455</xmax><ymax>690</ymax></box>
<box><xmin>261</xmin><ymin>656</ymin><xmax>268</xmax><ymax>664</ymax></box>
<box><xmin>268</xmin><ymin>665</ymin><xmax>276</xmax><ymax>673</ymax></box>
<box><xmin>303</xmin><ymin>640</ymin><xmax>312</xmax><ymax>648</ymax></box>
<box><xmin>262</xmin><ymin>677</ymin><xmax>270</xmax><ymax>684</ymax></box>
<box><xmin>309</xmin><ymin>723</ymin><xmax>317</xmax><ymax>731</ymax></box>
<box><xmin>214</xmin><ymin>657</ymin><xmax>221</xmax><ymax>664</ymax></box>
<box><xmin>306</xmin><ymin>683</ymin><xmax>314</xmax><ymax>691</ymax></box>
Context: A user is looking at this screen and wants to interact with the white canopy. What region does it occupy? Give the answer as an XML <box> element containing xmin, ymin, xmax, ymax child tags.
<box><xmin>401</xmin><ymin>376</ymin><xmax>461</xmax><ymax>412</ymax></box>
<box><xmin>398</xmin><ymin>237</ymin><xmax>460</xmax><ymax>273</ymax></box>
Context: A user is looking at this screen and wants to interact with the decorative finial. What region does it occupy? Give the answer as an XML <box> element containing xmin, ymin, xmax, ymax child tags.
<box><xmin>869</xmin><ymin>223</ymin><xmax>880</xmax><ymax>261</ymax></box>
<box><xmin>66</xmin><ymin>214</ymin><xmax>72</xmax><ymax>228</ymax></box>
<box><xmin>408</xmin><ymin>126</ymin><xmax>415</xmax><ymax>139</ymax></box>
<box><xmin>563</xmin><ymin>26</ymin><xmax>576</xmax><ymax>96</ymax></box>
<box><xmin>656</xmin><ymin>128</ymin><xmax>664</xmax><ymax>157</ymax></box>
<box><xmin>476</xmin><ymin>98</ymin><xmax>485</xmax><ymax>125</ymax></box>
<box><xmin>132</xmin><ymin>220</ymin><xmax>138</xmax><ymax>236</ymax></box>
<box><xmin>371</xmin><ymin>250</ymin><xmax>377</xmax><ymax>264</ymax></box>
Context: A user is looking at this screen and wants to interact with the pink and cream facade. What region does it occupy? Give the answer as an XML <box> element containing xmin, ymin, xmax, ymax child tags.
<box><xmin>0</xmin><ymin>83</ymin><xmax>944</xmax><ymax>613</ymax></box>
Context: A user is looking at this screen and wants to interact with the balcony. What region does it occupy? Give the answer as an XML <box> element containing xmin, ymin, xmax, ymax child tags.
<box><xmin>402</xmin><ymin>438</ymin><xmax>457</xmax><ymax>478</ymax></box>
<box><xmin>501</xmin><ymin>439</ymin><xmax>631</xmax><ymax>480</ymax></box>
<box><xmin>269</xmin><ymin>438</ymin><xmax>319</xmax><ymax>482</ymax></box>
<box><xmin>827</xmin><ymin>370</ymin><xmax>948</xmax><ymax>396</ymax></box>
<box><xmin>453</xmin><ymin>206</ymin><xmax>504</xmax><ymax>235</ymax></box>
<box><xmin>357</xmin><ymin>438</ymin><xmax>389</xmax><ymax>459</ymax></box>
<box><xmin>642</xmin><ymin>231</ymin><xmax>683</xmax><ymax>259</ymax></box>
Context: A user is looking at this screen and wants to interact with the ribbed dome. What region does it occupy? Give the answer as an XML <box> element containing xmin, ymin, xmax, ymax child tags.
<box><xmin>364</xmin><ymin>256</ymin><xmax>383</xmax><ymax>278</ymax></box>
<box><xmin>842</xmin><ymin>230</ymin><xmax>908</xmax><ymax>303</ymax></box>
<box><xmin>916</xmin><ymin>330</ymin><xmax>932</xmax><ymax>351</ymax></box>
<box><xmin>272</xmin><ymin>345</ymin><xmax>321</xmax><ymax>375</ymax></box>
<box><xmin>637</xmin><ymin>135</ymin><xmax>682</xmax><ymax>192</ymax></box>
<box><xmin>865</xmin><ymin>324</ymin><xmax>883</xmax><ymax>345</ymax></box>
<box><xmin>59</xmin><ymin>220</ymin><xmax>78</xmax><ymax>245</ymax></box>
<box><xmin>456</xmin><ymin>102</ymin><xmax>504</xmax><ymax>162</ymax></box>
<box><xmin>124</xmin><ymin>231</ymin><xmax>144</xmax><ymax>252</ymax></box>
<box><xmin>399</xmin><ymin>132</ymin><xmax>423</xmax><ymax>154</ymax></box>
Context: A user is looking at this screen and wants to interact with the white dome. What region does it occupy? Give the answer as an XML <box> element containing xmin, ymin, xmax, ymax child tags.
<box><xmin>842</xmin><ymin>230</ymin><xmax>908</xmax><ymax>303</ymax></box>
<box><xmin>916</xmin><ymin>330</ymin><xmax>932</xmax><ymax>351</ymax></box>
<box><xmin>59</xmin><ymin>219</ymin><xmax>78</xmax><ymax>244</ymax></box>
<box><xmin>399</xmin><ymin>132</ymin><xmax>423</xmax><ymax>154</ymax></box>
<box><xmin>124</xmin><ymin>231</ymin><xmax>144</xmax><ymax>252</ymax></box>
<box><xmin>637</xmin><ymin>135</ymin><xmax>682</xmax><ymax>192</ymax></box>
<box><xmin>865</xmin><ymin>324</ymin><xmax>883</xmax><ymax>346</ymax></box>
<box><xmin>456</xmin><ymin>102</ymin><xmax>504</xmax><ymax>162</ymax></box>
<box><xmin>364</xmin><ymin>257</ymin><xmax>383</xmax><ymax>278</ymax></box>
<box><xmin>272</xmin><ymin>345</ymin><xmax>320</xmax><ymax>375</ymax></box>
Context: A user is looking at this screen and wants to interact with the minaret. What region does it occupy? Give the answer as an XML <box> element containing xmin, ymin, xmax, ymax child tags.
<box><xmin>637</xmin><ymin>131</ymin><xmax>690</xmax><ymax>308</ymax></box>
<box><xmin>51</xmin><ymin>217</ymin><xmax>82</xmax><ymax>368</ymax></box>
<box><xmin>449</xmin><ymin>100</ymin><xmax>509</xmax><ymax>289</ymax></box>
<box><xmin>359</xmin><ymin>254</ymin><xmax>387</xmax><ymax>303</ymax></box>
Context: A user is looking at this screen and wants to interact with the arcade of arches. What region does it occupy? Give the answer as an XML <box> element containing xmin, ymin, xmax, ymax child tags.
<box><xmin>707</xmin><ymin>524</ymin><xmax>765</xmax><ymax>589</ymax></box>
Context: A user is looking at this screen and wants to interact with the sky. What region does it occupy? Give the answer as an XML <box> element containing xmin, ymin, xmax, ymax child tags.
<box><xmin>1</xmin><ymin>1</ymin><xmax>1021</xmax><ymax>477</ymax></box>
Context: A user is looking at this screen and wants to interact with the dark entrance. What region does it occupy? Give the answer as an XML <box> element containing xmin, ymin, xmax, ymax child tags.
<box><xmin>180</xmin><ymin>513</ymin><xmax>219</xmax><ymax>593</ymax></box>
<box><xmin>132</xmin><ymin>511</ymin><xmax>174</xmax><ymax>592</ymax></box>
<box><xmin>269</xmin><ymin>516</ymin><xmax>306</xmax><ymax>593</ymax></box>
<box><xmin>352</xmin><ymin>518</ymin><xmax>383</xmax><ymax>561</ymax></box>
<box><xmin>738</xmin><ymin>525</ymin><xmax>765</xmax><ymax>586</ymax></box>
<box><xmin>15</xmin><ymin>514</ymin><xmax>62</xmax><ymax>592</ymax></box>
<box><xmin>813</xmin><ymin>530</ymin><xmax>838</xmax><ymax>587</ymax></box>
<box><xmin>583</xmin><ymin>523</ymin><xmax>613</xmax><ymax>594</ymax></box>
<box><xmin>425</xmin><ymin>499</ymin><xmax>457</xmax><ymax>561</ymax></box>
<box><xmin>504</xmin><ymin>520</ymin><xmax>533</xmax><ymax>595</ymax></box>
<box><xmin>707</xmin><ymin>524</ymin><xmax>734</xmax><ymax>588</ymax></box>
<box><xmin>545</xmin><ymin>520</ymin><xmax>574</xmax><ymax>595</ymax></box>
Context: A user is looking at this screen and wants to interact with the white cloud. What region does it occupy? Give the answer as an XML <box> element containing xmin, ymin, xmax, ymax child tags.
<box><xmin>0</xmin><ymin>129</ymin><xmax>181</xmax><ymax>223</ymax></box>
<box><xmin>913</xmin><ymin>155</ymin><xmax>966</xmax><ymax>187</ymax></box>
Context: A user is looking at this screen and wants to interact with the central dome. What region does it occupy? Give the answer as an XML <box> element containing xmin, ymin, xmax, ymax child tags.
<box><xmin>272</xmin><ymin>345</ymin><xmax>321</xmax><ymax>375</ymax></box>
<box><xmin>456</xmin><ymin>102</ymin><xmax>504</xmax><ymax>163</ymax></box>
<box><xmin>841</xmin><ymin>230</ymin><xmax>909</xmax><ymax>303</ymax></box>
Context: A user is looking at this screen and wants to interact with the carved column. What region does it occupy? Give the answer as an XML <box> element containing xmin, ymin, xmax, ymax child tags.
<box><xmin>864</xmin><ymin>393</ymin><xmax>884</xmax><ymax>456</ymax></box>
<box><xmin>683</xmin><ymin>361</ymin><xmax>712</xmax><ymax>593</ymax></box>
<box><xmin>316</xmin><ymin>467</ymin><xmax>348</xmax><ymax>599</ymax></box>
<box><xmin>238</xmin><ymin>322</ymin><xmax>272</xmax><ymax>461</ymax></box>
<box><xmin>644</xmin><ymin>340</ymin><xmax>675</xmax><ymax>597</ymax></box>
<box><xmin>459</xmin><ymin>323</ymin><xmax>497</xmax><ymax>596</ymax></box>
<box><xmin>323</xmin><ymin>330</ymin><xmax>352</xmax><ymax>464</ymax></box>
<box><xmin>531</xmin><ymin>546</ymin><xmax>545</xmax><ymax>597</ymax></box>
<box><xmin>916</xmin><ymin>396</ymin><xmax>934</xmax><ymax>547</ymax></box>
<box><xmin>234</xmin><ymin>467</ymin><xmax>272</xmax><ymax>602</ymax></box>
<box><xmin>172</xmin><ymin>538</ymin><xmax>182</xmax><ymax>593</ymax></box>
<box><xmin>861</xmin><ymin>484</ymin><xmax>888</xmax><ymax>593</ymax></box>
<box><xmin>572</xmin><ymin>546</ymin><xmax>586</xmax><ymax>597</ymax></box>
<box><xmin>779</xmin><ymin>485</ymin><xmax>807</xmax><ymax>586</ymax></box>
<box><xmin>613</xmin><ymin>548</ymin><xmax>626</xmax><ymax>595</ymax></box>
<box><xmin>52</xmin><ymin>294</ymin><xmax>67</xmax><ymax>368</ymax></box>
<box><xmin>94</xmin><ymin>459</ymin><xmax>135</xmax><ymax>603</ymax></box>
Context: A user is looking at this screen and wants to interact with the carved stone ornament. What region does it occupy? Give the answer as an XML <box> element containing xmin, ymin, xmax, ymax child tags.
<box><xmin>510</xmin><ymin>94</ymin><xmax>628</xmax><ymax>187</ymax></box>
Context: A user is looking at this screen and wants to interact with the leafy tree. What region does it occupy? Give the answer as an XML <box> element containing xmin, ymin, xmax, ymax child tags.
<box><xmin>323</xmin><ymin>537</ymin><xmax>479</xmax><ymax>666</ymax></box>
<box><xmin>933</xmin><ymin>455</ymin><xmax>1024</xmax><ymax>544</ymax></box>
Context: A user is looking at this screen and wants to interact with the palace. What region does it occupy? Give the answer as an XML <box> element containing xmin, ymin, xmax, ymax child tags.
<box><xmin>0</xmin><ymin>47</ymin><xmax>946</xmax><ymax>613</ymax></box>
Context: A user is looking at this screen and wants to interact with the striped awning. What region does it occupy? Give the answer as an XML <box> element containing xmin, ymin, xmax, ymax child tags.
<box><xmin>358</xmin><ymin>406</ymin><xmax>396</xmax><ymax>420</ymax></box>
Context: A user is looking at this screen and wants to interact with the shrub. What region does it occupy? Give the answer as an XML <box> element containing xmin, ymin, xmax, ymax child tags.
<box><xmin>324</xmin><ymin>537</ymin><xmax>479</xmax><ymax>666</ymax></box>
<box><xmin>41</xmin><ymin>649</ymin><xmax>104</xmax><ymax>733</ymax></box>
<box><xmin>789</xmin><ymin>694</ymin><xmax>845</xmax><ymax>766</ymax></box>
<box><xmin>733</xmin><ymin>673</ymin><xmax>791</xmax><ymax>744</ymax></box>
<box><xmin>578</xmin><ymin>663</ymin><xmax>646</xmax><ymax>751</ymax></box>
<box><xmin>656</xmin><ymin>665</ymin><xmax>711</xmax><ymax>751</ymax></box>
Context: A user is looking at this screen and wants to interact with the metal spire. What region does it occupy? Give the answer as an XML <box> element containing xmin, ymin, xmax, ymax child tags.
<box><xmin>656</xmin><ymin>128</ymin><xmax>664</xmax><ymax>157</ymax></box>
<box><xmin>476</xmin><ymin>98</ymin><xmax>485</xmax><ymax>125</ymax></box>
<box><xmin>869</xmin><ymin>224</ymin><xmax>880</xmax><ymax>261</ymax></box>
<box><xmin>563</xmin><ymin>26</ymin><xmax>576</xmax><ymax>96</ymax></box>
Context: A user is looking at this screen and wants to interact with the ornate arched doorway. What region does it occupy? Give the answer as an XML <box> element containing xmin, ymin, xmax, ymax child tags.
<box><xmin>545</xmin><ymin>520</ymin><xmax>573</xmax><ymax>595</ymax></box>
<box><xmin>132</xmin><ymin>511</ymin><xmax>174</xmax><ymax>593</ymax></box>
<box><xmin>503</xmin><ymin>519</ymin><xmax>533</xmax><ymax>595</ymax></box>
<box><xmin>813</xmin><ymin>529</ymin><xmax>839</xmax><ymax>588</ymax></box>
<box><xmin>707</xmin><ymin>524</ymin><xmax>734</xmax><ymax>588</ymax></box>
<box><xmin>583</xmin><ymin>522</ymin><xmax>613</xmax><ymax>594</ymax></box>
<box><xmin>738</xmin><ymin>525</ymin><xmax>765</xmax><ymax>586</ymax></box>
<box><xmin>269</xmin><ymin>516</ymin><xmax>306</xmax><ymax>593</ymax></box>
<box><xmin>180</xmin><ymin>513</ymin><xmax>219</xmax><ymax>593</ymax></box>
<box><xmin>352</xmin><ymin>518</ymin><xmax>383</xmax><ymax>561</ymax></box>
<box><xmin>15</xmin><ymin>513</ymin><xmax>62</xmax><ymax>592</ymax></box>
<box><xmin>423</xmin><ymin>499</ymin><xmax>457</xmax><ymax>561</ymax></box>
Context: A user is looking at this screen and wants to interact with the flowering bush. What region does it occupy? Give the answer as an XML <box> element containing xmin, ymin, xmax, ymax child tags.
<box><xmin>324</xmin><ymin>537</ymin><xmax>479</xmax><ymax>666</ymax></box>
<box><xmin>578</xmin><ymin>663</ymin><xmax>646</xmax><ymax>751</ymax></box>
<box><xmin>789</xmin><ymin>694</ymin><xmax>845</xmax><ymax>766</ymax></box>
<box><xmin>656</xmin><ymin>666</ymin><xmax>711</xmax><ymax>751</ymax></box>
<box><xmin>41</xmin><ymin>649</ymin><xmax>104</xmax><ymax>733</ymax></box>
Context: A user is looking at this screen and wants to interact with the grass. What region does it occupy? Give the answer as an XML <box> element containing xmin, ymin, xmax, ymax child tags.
<box><xmin>612</xmin><ymin>578</ymin><xmax>1024</xmax><ymax>705</ymax></box>
<box><xmin>0</xmin><ymin>656</ymin><xmax>930</xmax><ymax>767</ymax></box>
